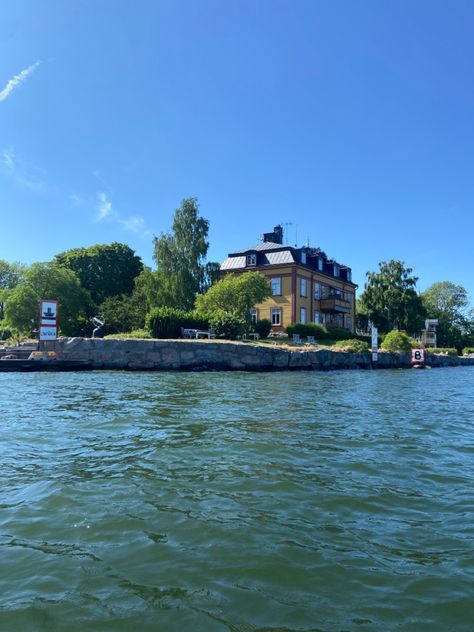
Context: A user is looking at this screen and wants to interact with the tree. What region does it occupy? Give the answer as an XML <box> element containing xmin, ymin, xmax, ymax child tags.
<box><xmin>195</xmin><ymin>272</ymin><xmax>271</xmax><ymax>331</ymax></box>
<box><xmin>421</xmin><ymin>281</ymin><xmax>472</xmax><ymax>348</ymax></box>
<box><xmin>359</xmin><ymin>260</ymin><xmax>426</xmax><ymax>334</ymax></box>
<box><xmin>0</xmin><ymin>260</ymin><xmax>26</xmax><ymax>290</ymax></box>
<box><xmin>153</xmin><ymin>198</ymin><xmax>210</xmax><ymax>311</ymax></box>
<box><xmin>54</xmin><ymin>242</ymin><xmax>143</xmax><ymax>305</ymax></box>
<box><xmin>4</xmin><ymin>263</ymin><xmax>93</xmax><ymax>336</ymax></box>
<box><xmin>99</xmin><ymin>294</ymin><xmax>147</xmax><ymax>334</ymax></box>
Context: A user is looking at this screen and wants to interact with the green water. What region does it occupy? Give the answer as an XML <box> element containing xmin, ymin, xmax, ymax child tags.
<box><xmin>1</xmin><ymin>368</ymin><xmax>473</xmax><ymax>631</ymax></box>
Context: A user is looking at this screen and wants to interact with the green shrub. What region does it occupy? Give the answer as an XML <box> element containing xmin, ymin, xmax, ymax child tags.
<box><xmin>286</xmin><ymin>323</ymin><xmax>330</xmax><ymax>339</ymax></box>
<box><xmin>104</xmin><ymin>329</ymin><xmax>152</xmax><ymax>340</ymax></box>
<box><xmin>210</xmin><ymin>312</ymin><xmax>245</xmax><ymax>340</ymax></box>
<box><xmin>380</xmin><ymin>330</ymin><xmax>417</xmax><ymax>352</ymax></box>
<box><xmin>0</xmin><ymin>327</ymin><xmax>12</xmax><ymax>341</ymax></box>
<box><xmin>426</xmin><ymin>348</ymin><xmax>458</xmax><ymax>356</ymax></box>
<box><xmin>146</xmin><ymin>307</ymin><xmax>187</xmax><ymax>338</ymax></box>
<box><xmin>253</xmin><ymin>318</ymin><xmax>271</xmax><ymax>339</ymax></box>
<box><xmin>333</xmin><ymin>339</ymin><xmax>370</xmax><ymax>353</ymax></box>
<box><xmin>463</xmin><ymin>347</ymin><xmax>474</xmax><ymax>356</ymax></box>
<box><xmin>145</xmin><ymin>307</ymin><xmax>209</xmax><ymax>338</ymax></box>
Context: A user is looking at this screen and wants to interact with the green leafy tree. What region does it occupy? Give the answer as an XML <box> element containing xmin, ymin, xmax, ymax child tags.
<box><xmin>0</xmin><ymin>260</ymin><xmax>27</xmax><ymax>320</ymax></box>
<box><xmin>380</xmin><ymin>330</ymin><xmax>417</xmax><ymax>352</ymax></box>
<box><xmin>153</xmin><ymin>198</ymin><xmax>210</xmax><ymax>311</ymax></box>
<box><xmin>4</xmin><ymin>263</ymin><xmax>92</xmax><ymax>336</ymax></box>
<box><xmin>359</xmin><ymin>260</ymin><xmax>426</xmax><ymax>334</ymax></box>
<box><xmin>99</xmin><ymin>294</ymin><xmax>147</xmax><ymax>334</ymax></box>
<box><xmin>0</xmin><ymin>260</ymin><xmax>27</xmax><ymax>290</ymax></box>
<box><xmin>421</xmin><ymin>281</ymin><xmax>472</xmax><ymax>348</ymax></box>
<box><xmin>3</xmin><ymin>285</ymin><xmax>39</xmax><ymax>335</ymax></box>
<box><xmin>195</xmin><ymin>271</ymin><xmax>271</xmax><ymax>332</ymax></box>
<box><xmin>54</xmin><ymin>242</ymin><xmax>143</xmax><ymax>305</ymax></box>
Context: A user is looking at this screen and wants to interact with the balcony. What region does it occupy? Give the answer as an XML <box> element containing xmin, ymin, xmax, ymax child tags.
<box><xmin>320</xmin><ymin>298</ymin><xmax>351</xmax><ymax>313</ymax></box>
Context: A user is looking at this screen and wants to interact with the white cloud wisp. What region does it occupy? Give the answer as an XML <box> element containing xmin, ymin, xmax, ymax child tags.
<box><xmin>0</xmin><ymin>61</ymin><xmax>41</xmax><ymax>103</ymax></box>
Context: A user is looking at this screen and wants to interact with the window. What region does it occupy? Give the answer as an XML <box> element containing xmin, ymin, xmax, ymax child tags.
<box><xmin>301</xmin><ymin>251</ymin><xmax>307</xmax><ymax>264</ymax></box>
<box><xmin>321</xmin><ymin>312</ymin><xmax>327</xmax><ymax>324</ymax></box>
<box><xmin>346</xmin><ymin>316</ymin><xmax>352</xmax><ymax>331</ymax></box>
<box><xmin>271</xmin><ymin>307</ymin><xmax>281</xmax><ymax>326</ymax></box>
<box><xmin>300</xmin><ymin>278</ymin><xmax>307</xmax><ymax>297</ymax></box>
<box><xmin>321</xmin><ymin>285</ymin><xmax>327</xmax><ymax>299</ymax></box>
<box><xmin>246</xmin><ymin>254</ymin><xmax>256</xmax><ymax>267</ymax></box>
<box><xmin>249</xmin><ymin>308</ymin><xmax>258</xmax><ymax>324</ymax></box>
<box><xmin>333</xmin><ymin>264</ymin><xmax>339</xmax><ymax>277</ymax></box>
<box><xmin>300</xmin><ymin>307</ymin><xmax>307</xmax><ymax>324</ymax></box>
<box><xmin>314</xmin><ymin>310</ymin><xmax>320</xmax><ymax>324</ymax></box>
<box><xmin>271</xmin><ymin>277</ymin><xmax>281</xmax><ymax>295</ymax></box>
<box><xmin>346</xmin><ymin>269</ymin><xmax>352</xmax><ymax>282</ymax></box>
<box><xmin>314</xmin><ymin>282</ymin><xmax>320</xmax><ymax>299</ymax></box>
<box><xmin>318</xmin><ymin>257</ymin><xmax>323</xmax><ymax>271</ymax></box>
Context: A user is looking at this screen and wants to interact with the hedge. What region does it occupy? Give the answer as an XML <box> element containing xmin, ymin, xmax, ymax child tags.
<box><xmin>146</xmin><ymin>307</ymin><xmax>208</xmax><ymax>339</ymax></box>
<box><xmin>426</xmin><ymin>348</ymin><xmax>458</xmax><ymax>356</ymax></box>
<box><xmin>333</xmin><ymin>339</ymin><xmax>370</xmax><ymax>353</ymax></box>
<box><xmin>462</xmin><ymin>348</ymin><xmax>474</xmax><ymax>356</ymax></box>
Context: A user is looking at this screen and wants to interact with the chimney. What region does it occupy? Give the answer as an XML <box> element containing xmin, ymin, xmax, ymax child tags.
<box><xmin>262</xmin><ymin>224</ymin><xmax>283</xmax><ymax>244</ymax></box>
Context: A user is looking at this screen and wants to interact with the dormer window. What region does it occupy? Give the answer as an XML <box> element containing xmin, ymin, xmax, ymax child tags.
<box><xmin>301</xmin><ymin>251</ymin><xmax>307</xmax><ymax>264</ymax></box>
<box><xmin>318</xmin><ymin>257</ymin><xmax>323</xmax><ymax>271</ymax></box>
<box><xmin>333</xmin><ymin>264</ymin><xmax>339</xmax><ymax>277</ymax></box>
<box><xmin>346</xmin><ymin>269</ymin><xmax>352</xmax><ymax>282</ymax></box>
<box><xmin>246</xmin><ymin>254</ymin><xmax>257</xmax><ymax>267</ymax></box>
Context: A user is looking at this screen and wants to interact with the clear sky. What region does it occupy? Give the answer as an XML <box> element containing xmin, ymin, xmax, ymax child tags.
<box><xmin>1</xmin><ymin>0</ymin><xmax>473</xmax><ymax>303</ymax></box>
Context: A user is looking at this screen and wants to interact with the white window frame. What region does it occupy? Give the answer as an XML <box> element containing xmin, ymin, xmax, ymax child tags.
<box><xmin>271</xmin><ymin>307</ymin><xmax>281</xmax><ymax>326</ymax></box>
<box><xmin>321</xmin><ymin>312</ymin><xmax>327</xmax><ymax>325</ymax></box>
<box><xmin>318</xmin><ymin>257</ymin><xmax>323</xmax><ymax>271</ymax></box>
<box><xmin>249</xmin><ymin>308</ymin><xmax>258</xmax><ymax>323</ymax></box>
<box><xmin>333</xmin><ymin>264</ymin><xmax>339</xmax><ymax>277</ymax></box>
<box><xmin>271</xmin><ymin>277</ymin><xmax>281</xmax><ymax>296</ymax></box>
<box><xmin>314</xmin><ymin>282</ymin><xmax>320</xmax><ymax>299</ymax></box>
<box><xmin>301</xmin><ymin>251</ymin><xmax>307</xmax><ymax>264</ymax></box>
<box><xmin>314</xmin><ymin>310</ymin><xmax>320</xmax><ymax>324</ymax></box>
<box><xmin>300</xmin><ymin>278</ymin><xmax>307</xmax><ymax>298</ymax></box>
<box><xmin>321</xmin><ymin>285</ymin><xmax>327</xmax><ymax>299</ymax></box>
<box><xmin>246</xmin><ymin>254</ymin><xmax>257</xmax><ymax>267</ymax></box>
<box><xmin>300</xmin><ymin>307</ymin><xmax>307</xmax><ymax>324</ymax></box>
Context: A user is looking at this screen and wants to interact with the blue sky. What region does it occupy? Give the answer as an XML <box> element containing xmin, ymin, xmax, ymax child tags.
<box><xmin>1</xmin><ymin>0</ymin><xmax>473</xmax><ymax>303</ymax></box>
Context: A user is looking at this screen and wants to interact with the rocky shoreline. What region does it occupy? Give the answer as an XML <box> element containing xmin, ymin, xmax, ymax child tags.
<box><xmin>55</xmin><ymin>337</ymin><xmax>474</xmax><ymax>372</ymax></box>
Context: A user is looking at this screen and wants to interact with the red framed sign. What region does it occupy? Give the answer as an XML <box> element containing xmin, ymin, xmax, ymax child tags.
<box><xmin>410</xmin><ymin>348</ymin><xmax>426</xmax><ymax>365</ymax></box>
<box><xmin>39</xmin><ymin>299</ymin><xmax>58</xmax><ymax>341</ymax></box>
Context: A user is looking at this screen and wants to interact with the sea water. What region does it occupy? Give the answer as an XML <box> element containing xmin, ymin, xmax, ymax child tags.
<box><xmin>1</xmin><ymin>368</ymin><xmax>473</xmax><ymax>631</ymax></box>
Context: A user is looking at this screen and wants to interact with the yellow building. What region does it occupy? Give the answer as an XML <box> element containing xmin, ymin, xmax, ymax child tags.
<box><xmin>221</xmin><ymin>225</ymin><xmax>357</xmax><ymax>333</ymax></box>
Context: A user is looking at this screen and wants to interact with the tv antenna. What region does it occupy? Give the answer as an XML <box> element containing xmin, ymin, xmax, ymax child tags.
<box><xmin>281</xmin><ymin>221</ymin><xmax>292</xmax><ymax>245</ymax></box>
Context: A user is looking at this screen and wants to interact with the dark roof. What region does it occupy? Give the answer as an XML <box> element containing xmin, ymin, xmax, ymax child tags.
<box><xmin>229</xmin><ymin>241</ymin><xmax>292</xmax><ymax>256</ymax></box>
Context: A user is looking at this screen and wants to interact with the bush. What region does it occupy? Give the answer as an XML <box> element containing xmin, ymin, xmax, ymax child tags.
<box><xmin>333</xmin><ymin>339</ymin><xmax>370</xmax><ymax>353</ymax></box>
<box><xmin>286</xmin><ymin>323</ymin><xmax>330</xmax><ymax>339</ymax></box>
<box><xmin>0</xmin><ymin>327</ymin><xmax>12</xmax><ymax>341</ymax></box>
<box><xmin>104</xmin><ymin>329</ymin><xmax>152</xmax><ymax>340</ymax></box>
<box><xmin>253</xmin><ymin>319</ymin><xmax>271</xmax><ymax>339</ymax></box>
<box><xmin>145</xmin><ymin>307</ymin><xmax>209</xmax><ymax>338</ymax></box>
<box><xmin>210</xmin><ymin>312</ymin><xmax>245</xmax><ymax>340</ymax></box>
<box><xmin>463</xmin><ymin>347</ymin><xmax>474</xmax><ymax>356</ymax></box>
<box><xmin>380</xmin><ymin>330</ymin><xmax>417</xmax><ymax>352</ymax></box>
<box><xmin>426</xmin><ymin>348</ymin><xmax>458</xmax><ymax>356</ymax></box>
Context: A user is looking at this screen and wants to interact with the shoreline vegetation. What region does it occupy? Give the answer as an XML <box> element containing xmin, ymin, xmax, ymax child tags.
<box><xmin>52</xmin><ymin>337</ymin><xmax>474</xmax><ymax>372</ymax></box>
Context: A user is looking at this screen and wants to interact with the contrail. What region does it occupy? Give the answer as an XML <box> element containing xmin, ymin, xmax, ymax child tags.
<box><xmin>0</xmin><ymin>61</ymin><xmax>41</xmax><ymax>102</ymax></box>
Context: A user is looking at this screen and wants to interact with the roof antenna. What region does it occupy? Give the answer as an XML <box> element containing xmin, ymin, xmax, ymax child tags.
<box><xmin>281</xmin><ymin>221</ymin><xmax>292</xmax><ymax>245</ymax></box>
<box><xmin>294</xmin><ymin>224</ymin><xmax>298</xmax><ymax>247</ymax></box>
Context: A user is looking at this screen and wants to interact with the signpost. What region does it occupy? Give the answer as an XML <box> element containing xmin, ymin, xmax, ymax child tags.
<box><xmin>410</xmin><ymin>348</ymin><xmax>426</xmax><ymax>366</ymax></box>
<box><xmin>39</xmin><ymin>299</ymin><xmax>58</xmax><ymax>342</ymax></box>
<box><xmin>371</xmin><ymin>326</ymin><xmax>378</xmax><ymax>363</ymax></box>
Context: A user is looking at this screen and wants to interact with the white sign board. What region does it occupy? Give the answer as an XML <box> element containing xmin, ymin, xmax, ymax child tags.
<box><xmin>371</xmin><ymin>326</ymin><xmax>378</xmax><ymax>351</ymax></box>
<box><xmin>411</xmin><ymin>348</ymin><xmax>426</xmax><ymax>365</ymax></box>
<box><xmin>40</xmin><ymin>300</ymin><xmax>58</xmax><ymax>326</ymax></box>
<box><xmin>39</xmin><ymin>325</ymin><xmax>58</xmax><ymax>341</ymax></box>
